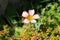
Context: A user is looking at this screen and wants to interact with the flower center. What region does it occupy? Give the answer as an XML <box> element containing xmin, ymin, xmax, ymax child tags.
<box><xmin>27</xmin><ymin>15</ymin><xmax>33</xmax><ymax>20</ymax></box>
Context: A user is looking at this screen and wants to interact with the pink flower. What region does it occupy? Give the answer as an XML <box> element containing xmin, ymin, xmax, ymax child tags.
<box><xmin>22</xmin><ymin>9</ymin><xmax>39</xmax><ymax>23</ymax></box>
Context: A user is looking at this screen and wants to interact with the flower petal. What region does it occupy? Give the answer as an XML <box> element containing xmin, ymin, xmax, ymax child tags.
<box><xmin>22</xmin><ymin>11</ymin><xmax>28</xmax><ymax>17</ymax></box>
<box><xmin>23</xmin><ymin>19</ymin><xmax>30</xmax><ymax>23</ymax></box>
<box><xmin>33</xmin><ymin>14</ymin><xmax>40</xmax><ymax>19</ymax></box>
<box><xmin>31</xmin><ymin>20</ymin><xmax>36</xmax><ymax>23</ymax></box>
<box><xmin>28</xmin><ymin>9</ymin><xmax>35</xmax><ymax>16</ymax></box>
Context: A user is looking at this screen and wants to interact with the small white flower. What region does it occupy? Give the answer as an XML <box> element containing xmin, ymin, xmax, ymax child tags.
<box><xmin>22</xmin><ymin>9</ymin><xmax>40</xmax><ymax>23</ymax></box>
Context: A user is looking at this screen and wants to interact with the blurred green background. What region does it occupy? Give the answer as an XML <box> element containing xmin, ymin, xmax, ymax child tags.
<box><xmin>0</xmin><ymin>0</ymin><xmax>60</xmax><ymax>25</ymax></box>
<box><xmin>0</xmin><ymin>0</ymin><xmax>60</xmax><ymax>40</ymax></box>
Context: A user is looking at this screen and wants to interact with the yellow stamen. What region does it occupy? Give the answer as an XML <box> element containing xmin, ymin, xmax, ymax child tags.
<box><xmin>28</xmin><ymin>16</ymin><xmax>33</xmax><ymax>20</ymax></box>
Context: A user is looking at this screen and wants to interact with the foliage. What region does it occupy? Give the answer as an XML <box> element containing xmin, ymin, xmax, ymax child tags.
<box><xmin>0</xmin><ymin>24</ymin><xmax>60</xmax><ymax>40</ymax></box>
<box><xmin>0</xmin><ymin>0</ymin><xmax>60</xmax><ymax>40</ymax></box>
